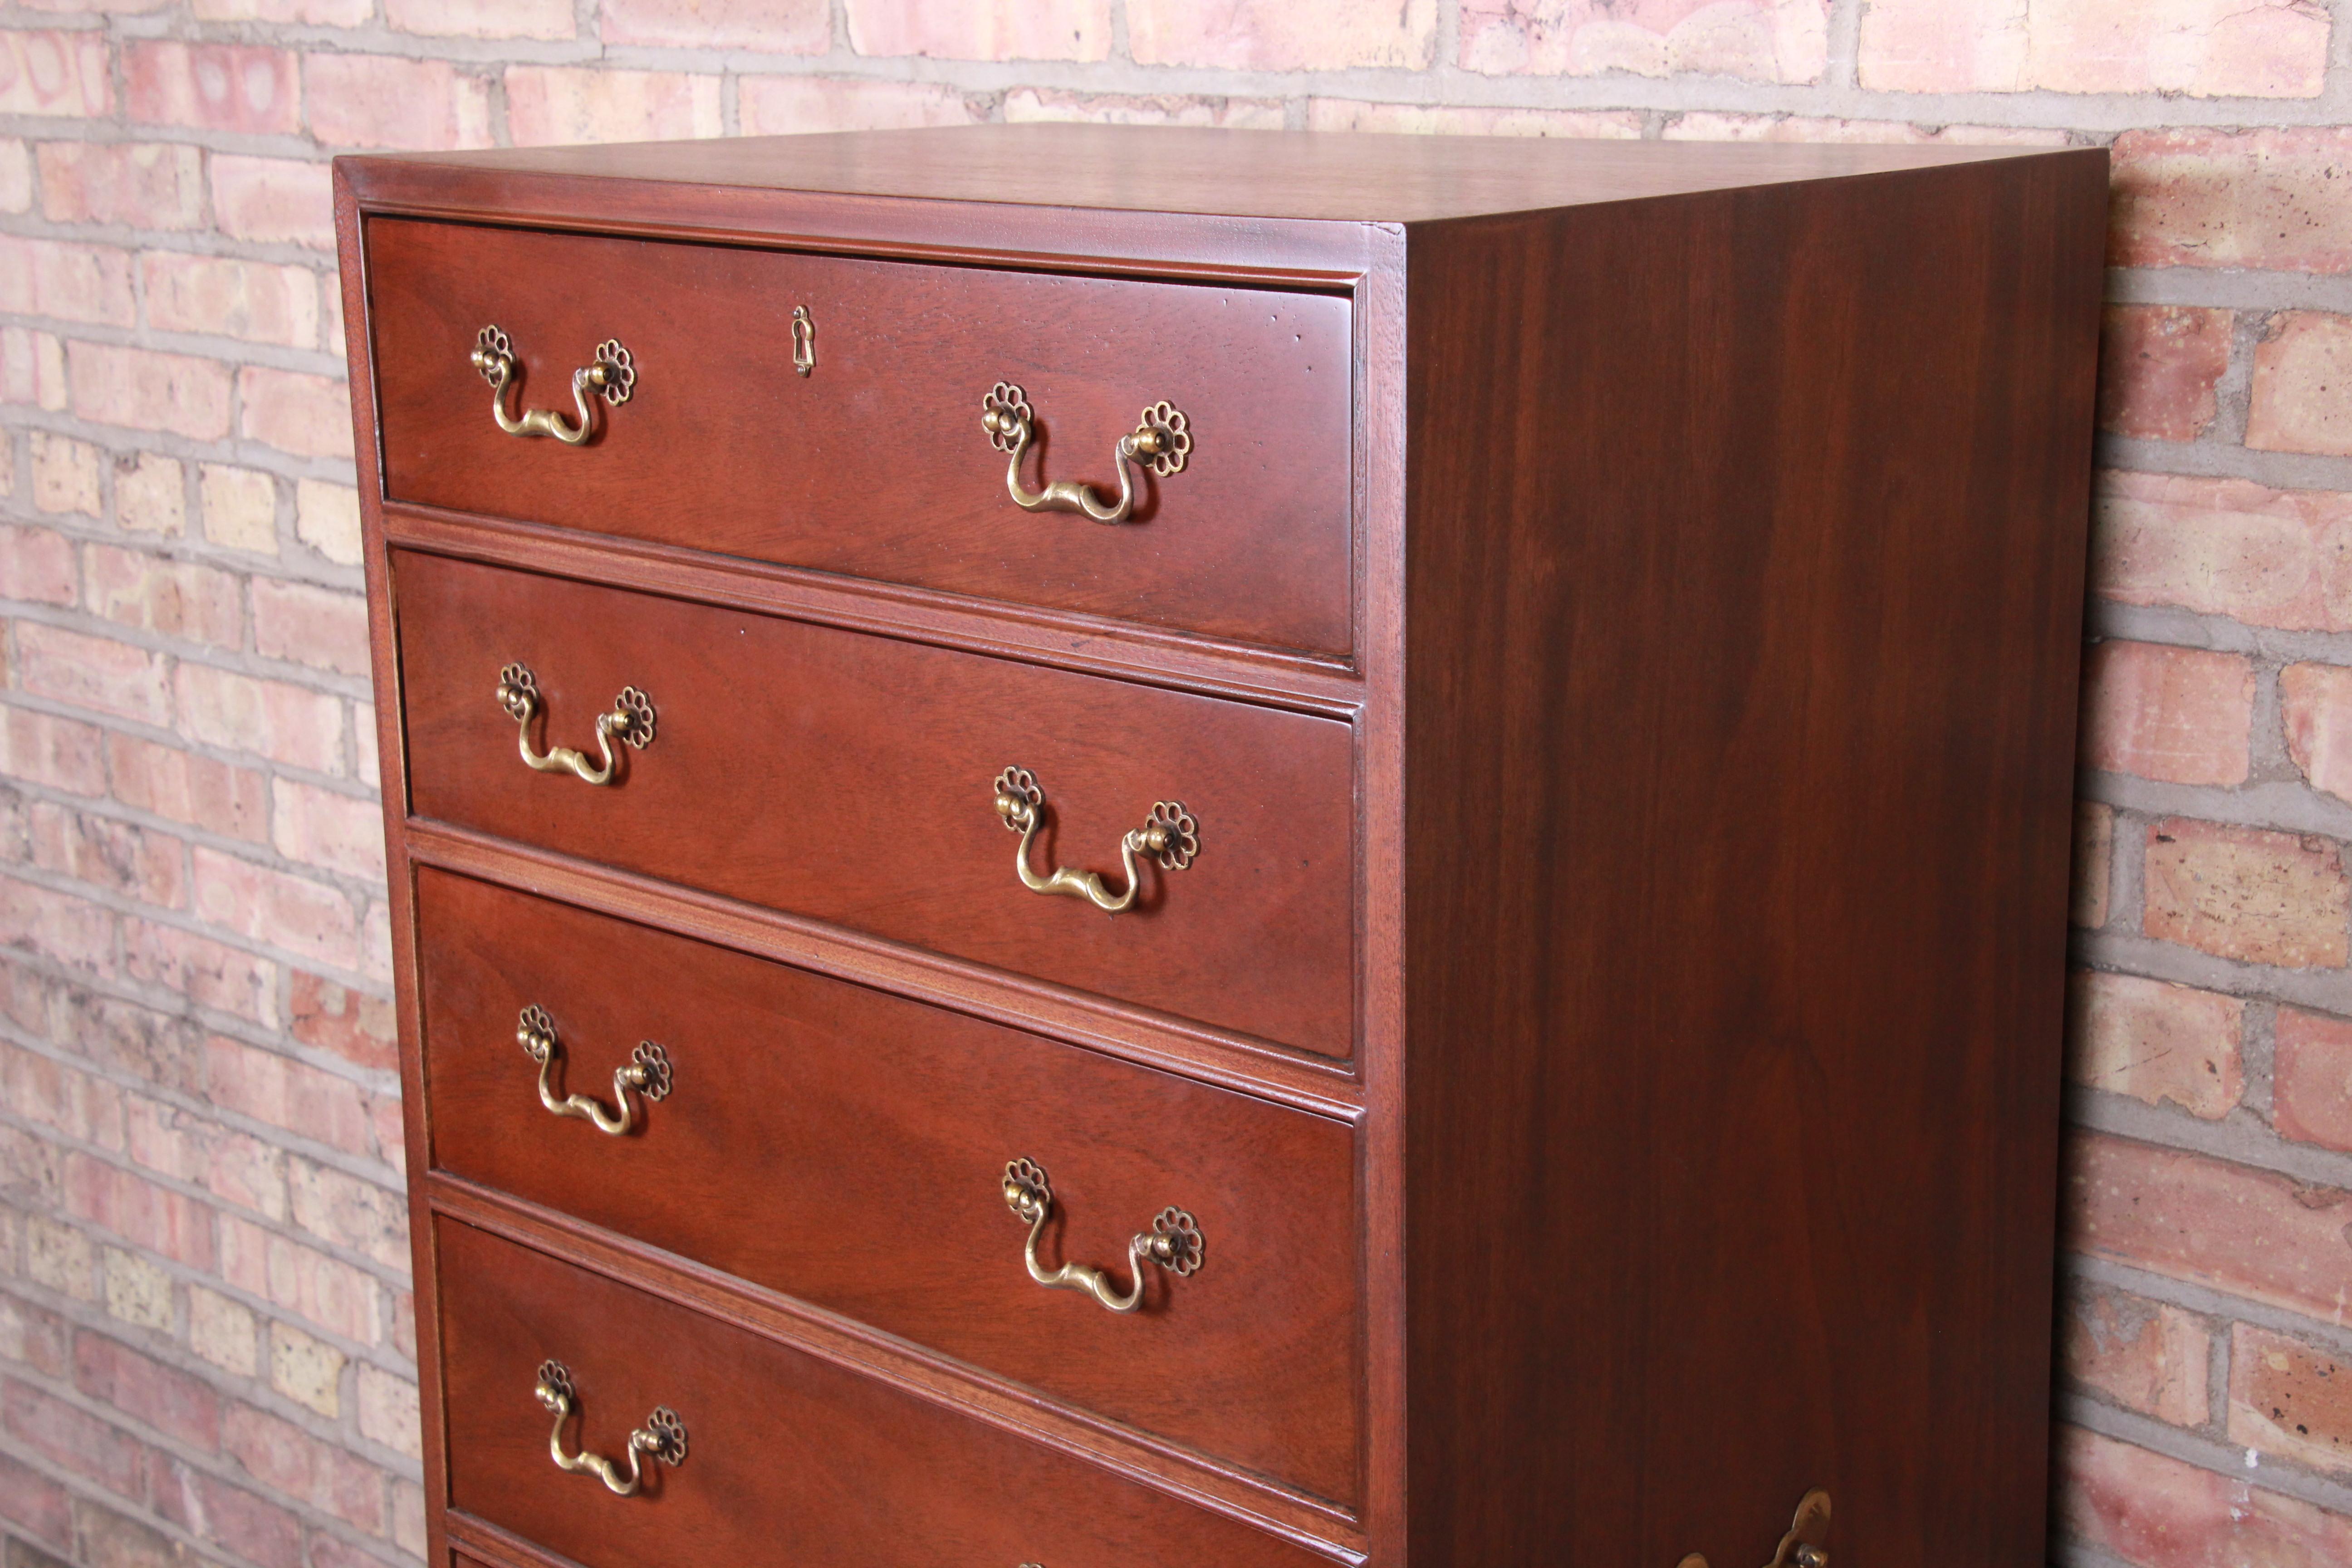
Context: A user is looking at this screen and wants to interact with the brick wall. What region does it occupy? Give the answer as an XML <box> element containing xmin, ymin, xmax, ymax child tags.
<box><xmin>0</xmin><ymin>3</ymin><xmax>2344</xmax><ymax>1567</ymax></box>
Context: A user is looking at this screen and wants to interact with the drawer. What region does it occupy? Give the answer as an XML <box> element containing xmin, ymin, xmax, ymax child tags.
<box><xmin>415</xmin><ymin>868</ymin><xmax>1360</xmax><ymax>1505</ymax></box>
<box><xmin>365</xmin><ymin>219</ymin><xmax>1353</xmax><ymax>656</ymax></box>
<box><xmin>394</xmin><ymin>551</ymin><xmax>1355</xmax><ymax>1059</ymax></box>
<box><xmin>436</xmin><ymin>1218</ymin><xmax>1336</xmax><ymax>1568</ymax></box>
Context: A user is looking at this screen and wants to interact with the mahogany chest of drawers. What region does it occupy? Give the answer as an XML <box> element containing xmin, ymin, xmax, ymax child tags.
<box><xmin>335</xmin><ymin>125</ymin><xmax>2106</xmax><ymax>1568</ymax></box>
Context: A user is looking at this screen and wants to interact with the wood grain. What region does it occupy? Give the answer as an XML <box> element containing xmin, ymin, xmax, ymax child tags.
<box><xmin>394</xmin><ymin>549</ymin><xmax>1356</xmax><ymax>1058</ymax></box>
<box><xmin>367</xmin><ymin>218</ymin><xmax>1353</xmax><ymax>654</ymax></box>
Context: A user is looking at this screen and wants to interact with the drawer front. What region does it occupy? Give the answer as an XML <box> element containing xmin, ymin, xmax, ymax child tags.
<box><xmin>395</xmin><ymin>551</ymin><xmax>1355</xmax><ymax>1059</ymax></box>
<box><xmin>366</xmin><ymin>218</ymin><xmax>1353</xmax><ymax>656</ymax></box>
<box><xmin>416</xmin><ymin>868</ymin><xmax>1361</xmax><ymax>1505</ymax></box>
<box><xmin>436</xmin><ymin>1219</ymin><xmax>1335</xmax><ymax>1568</ymax></box>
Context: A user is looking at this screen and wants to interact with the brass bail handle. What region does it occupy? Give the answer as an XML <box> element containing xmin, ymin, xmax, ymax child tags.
<box><xmin>980</xmin><ymin>381</ymin><xmax>1191</xmax><ymax>524</ymax></box>
<box><xmin>1001</xmin><ymin>1158</ymin><xmax>1202</xmax><ymax>1314</ymax></box>
<box><xmin>1679</xmin><ymin>1489</ymin><xmax>1831</xmax><ymax>1568</ymax></box>
<box><xmin>533</xmin><ymin>1360</ymin><xmax>686</xmax><ymax>1498</ymax></box>
<box><xmin>496</xmin><ymin>663</ymin><xmax>655</xmax><ymax>787</ymax></box>
<box><xmin>991</xmin><ymin>766</ymin><xmax>1196</xmax><ymax>916</ymax></box>
<box><xmin>517</xmin><ymin>1006</ymin><xmax>672</xmax><ymax>1136</ymax></box>
<box><xmin>472</xmin><ymin>325</ymin><xmax>636</xmax><ymax>445</ymax></box>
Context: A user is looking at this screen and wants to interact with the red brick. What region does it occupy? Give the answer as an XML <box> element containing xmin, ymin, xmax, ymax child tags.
<box><xmin>209</xmin><ymin>155</ymin><xmax>333</xmax><ymax>250</ymax></box>
<box><xmin>1460</xmin><ymin>0</ymin><xmax>1825</xmax><ymax>83</ymax></box>
<box><xmin>848</xmin><ymin>0</ymin><xmax>1111</xmax><ymax>59</ymax></box>
<box><xmin>0</xmin><ymin>33</ymin><xmax>111</xmax><ymax>118</ymax></box>
<box><xmin>303</xmin><ymin>53</ymin><xmax>491</xmax><ymax>151</ymax></box>
<box><xmin>2144</xmin><ymin>817</ymin><xmax>2349</xmax><ymax>969</ymax></box>
<box><xmin>1860</xmin><ymin>0</ymin><xmax>2324</xmax><ymax>96</ymax></box>
<box><xmin>390</xmin><ymin>1288</ymin><xmax>413</xmax><ymax>1360</ymax></box>
<box><xmin>2276</xmin><ymin>1006</ymin><xmax>2352</xmax><ymax>1153</ymax></box>
<box><xmin>606</xmin><ymin>0</ymin><xmax>827</xmax><ymax>50</ymax></box>
<box><xmin>2115</xmin><ymin>127</ymin><xmax>2352</xmax><ymax>274</ymax></box>
<box><xmin>2059</xmin><ymin>1283</ymin><xmax>2210</xmax><ymax>1427</ymax></box>
<box><xmin>289</xmin><ymin>972</ymin><xmax>394</xmax><ymax>1073</ymax></box>
<box><xmin>83</xmin><ymin>544</ymin><xmax>242</xmax><ymax>650</ymax></box>
<box><xmin>0</xmin><ymin>707</ymin><xmax>102</xmax><ymax>796</ymax></box>
<box><xmin>0</xmin><ymin>1448</ymin><xmax>70</xmax><ymax>1548</ymax></box>
<box><xmin>250</xmin><ymin>578</ymin><xmax>366</xmax><ymax>676</ymax></box>
<box><xmin>236</xmin><ymin>367</ymin><xmax>352</xmax><ymax>461</ymax></box>
<box><xmin>0</xmin><ymin>1037</ymin><xmax>122</xmax><ymax>1147</ymax></box>
<box><xmin>121</xmin><ymin>919</ymin><xmax>275</xmax><ymax>1027</ymax></box>
<box><xmin>2080</xmin><ymin>641</ymin><xmax>2254</xmax><ymax>787</ymax></box>
<box><xmin>2067</xmin><ymin>1131</ymin><xmax>2352</xmax><ymax>1323</ymax></box>
<box><xmin>286</xmin><ymin>1157</ymin><xmax>403</xmax><ymax>1269</ymax></box>
<box><xmin>126</xmin><ymin>1094</ymin><xmax>284</xmax><ymax>1220</ymax></box>
<box><xmin>2285</xmin><ymin>662</ymin><xmax>2352</xmax><ymax>809</ymax></box>
<box><xmin>1307</xmin><ymin>99</ymin><xmax>1642</xmax><ymax>137</ymax></box>
<box><xmin>37</xmin><ymin>142</ymin><xmax>201</xmax><ymax>230</ymax></box>
<box><xmin>0</xmin><ymin>326</ymin><xmax>65</xmax><ymax>410</ymax></box>
<box><xmin>271</xmin><ymin>780</ymin><xmax>383</xmax><ymax>882</ymax></box>
<box><xmin>0</xmin><ymin>237</ymin><xmax>133</xmax><ymax>326</ymax></box>
<box><xmin>385</xmin><ymin>0</ymin><xmax>574</xmax><ymax>37</ymax></box>
<box><xmin>2229</xmin><ymin>1322</ymin><xmax>2352</xmax><ymax>1476</ymax></box>
<box><xmin>31</xmin><ymin>430</ymin><xmax>98</xmax><ymax>515</ymax></box>
<box><xmin>1</xmin><ymin>1379</ymin><xmax>142</xmax><ymax>1498</ymax></box>
<box><xmin>16</xmin><ymin>623</ymin><xmax>172</xmax><ymax>726</ymax></box>
<box><xmin>1653</xmin><ymin>112</ymin><xmax>2062</xmax><ymax>145</ymax></box>
<box><xmin>217</xmin><ymin>1215</ymin><xmax>375</xmax><ymax>1343</ymax></box>
<box><xmin>71</xmin><ymin>1499</ymin><xmax>191</xmax><ymax>1568</ymax></box>
<box><xmin>31</xmin><ymin>804</ymin><xmax>186</xmax><ymax>909</ymax></box>
<box><xmin>2079</xmin><ymin>813</ymin><xmax>2120</xmax><ymax>929</ymax></box>
<box><xmin>2092</xmin><ymin>470</ymin><xmax>2352</xmax><ymax>633</ymax></box>
<box><xmin>108</xmin><ymin>734</ymin><xmax>267</xmax><ymax>843</ymax></box>
<box><xmin>0</xmin><ymin>523</ymin><xmax>76</xmax><ymax>606</ymax></box>
<box><xmin>68</xmin><ymin>341</ymin><xmax>233</xmax><ymax>441</ymax></box>
<box><xmin>72</xmin><ymin>1331</ymin><xmax>220</xmax><ymax>1451</ymax></box>
<box><xmin>147</xmin><ymin>1452</ymin><xmax>303</xmax><ymax>1568</ymax></box>
<box><xmin>2250</xmin><ymin>311</ymin><xmax>2352</xmax><ymax>456</ymax></box>
<box><xmin>2058</xmin><ymin>1424</ymin><xmax>2352</xmax><ymax>1566</ymax></box>
<box><xmin>174</xmin><ymin>665</ymin><xmax>343</xmax><ymax>773</ymax></box>
<box><xmin>141</xmin><ymin>253</ymin><xmax>319</xmax><ymax>348</ymax></box>
<box><xmin>220</xmin><ymin>1402</ymin><xmax>385</xmax><ymax>1535</ymax></box>
<box><xmin>125</xmin><ymin>42</ymin><xmax>298</xmax><ymax>135</ymax></box>
<box><xmin>194</xmin><ymin>0</ymin><xmax>370</xmax><ymax>20</ymax></box>
<box><xmin>740</xmin><ymin>76</ymin><xmax>979</xmax><ymax>135</ymax></box>
<box><xmin>2097</xmin><ymin>305</ymin><xmax>2231</xmax><ymax>441</ymax></box>
<box><xmin>63</xmin><ymin>1152</ymin><xmax>213</xmax><ymax>1269</ymax></box>
<box><xmin>505</xmin><ymin>66</ymin><xmax>722</xmax><ymax>145</ymax></box>
<box><xmin>54</xmin><ymin>985</ymin><xmax>204</xmax><ymax>1094</ymax></box>
<box><xmin>188</xmin><ymin>848</ymin><xmax>357</xmax><ymax>971</ymax></box>
<box><xmin>204</xmin><ymin>1034</ymin><xmax>376</xmax><ymax>1159</ymax></box>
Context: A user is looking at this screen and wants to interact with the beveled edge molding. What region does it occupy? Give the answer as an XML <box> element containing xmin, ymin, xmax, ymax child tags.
<box><xmin>381</xmin><ymin>502</ymin><xmax>1365</xmax><ymax>714</ymax></box>
<box><xmin>444</xmin><ymin>1509</ymin><xmax>597</xmax><ymax>1568</ymax></box>
<box><xmin>405</xmin><ymin>818</ymin><xmax>1367</xmax><ymax>1114</ymax></box>
<box><xmin>429</xmin><ymin>1180</ymin><xmax>1372</xmax><ymax>1565</ymax></box>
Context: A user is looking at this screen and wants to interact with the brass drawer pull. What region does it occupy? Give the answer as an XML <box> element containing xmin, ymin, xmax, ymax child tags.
<box><xmin>472</xmin><ymin>325</ymin><xmax>635</xmax><ymax>445</ymax></box>
<box><xmin>980</xmin><ymin>382</ymin><xmax>1190</xmax><ymax>525</ymax></box>
<box><xmin>518</xmin><ymin>1005</ymin><xmax>671</xmax><ymax>1136</ymax></box>
<box><xmin>1679</xmin><ymin>1489</ymin><xmax>1831</xmax><ymax>1568</ymax></box>
<box><xmin>991</xmin><ymin>766</ymin><xmax>1196</xmax><ymax>916</ymax></box>
<box><xmin>533</xmin><ymin>1360</ymin><xmax>684</xmax><ymax>1497</ymax></box>
<box><xmin>1002</xmin><ymin>1157</ymin><xmax>1201</xmax><ymax>1314</ymax></box>
<box><xmin>496</xmin><ymin>663</ymin><xmax>654</xmax><ymax>786</ymax></box>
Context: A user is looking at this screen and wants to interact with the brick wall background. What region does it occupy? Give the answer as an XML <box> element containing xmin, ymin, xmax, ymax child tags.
<box><xmin>0</xmin><ymin>2</ymin><xmax>2344</xmax><ymax>1567</ymax></box>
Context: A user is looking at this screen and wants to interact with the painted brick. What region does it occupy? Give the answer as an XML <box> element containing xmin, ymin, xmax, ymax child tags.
<box><xmin>1656</xmin><ymin>113</ymin><xmax>2065</xmax><ymax>144</ymax></box>
<box><xmin>385</xmin><ymin>0</ymin><xmax>575</xmax><ymax>39</ymax></box>
<box><xmin>1</xmin><ymin>1379</ymin><xmax>143</xmax><ymax>1498</ymax></box>
<box><xmin>83</xmin><ymin>544</ymin><xmax>243</xmax><ymax>650</ymax></box>
<box><xmin>0</xmin><ymin>874</ymin><xmax>112</xmax><ymax>975</ymax></box>
<box><xmin>199</xmin><ymin>464</ymin><xmax>278</xmax><ymax>556</ymax></box>
<box><xmin>16</xmin><ymin>623</ymin><xmax>172</xmax><ymax>727</ymax></box>
<box><xmin>1160</xmin><ymin>0</ymin><xmax>1444</xmax><ymax>66</ymax></box>
<box><xmin>0</xmin><ymin>33</ymin><xmax>111</xmax><ymax>118</ymax></box>
<box><xmin>2093</xmin><ymin>470</ymin><xmax>2352</xmax><ymax>633</ymax></box>
<box><xmin>203</xmin><ymin>1034</ymin><xmax>376</xmax><ymax>1160</ymax></box>
<box><xmin>125</xmin><ymin>42</ymin><xmax>299</xmax><ymax>136</ymax></box>
<box><xmin>30</xmin><ymin>804</ymin><xmax>186</xmax><ymax>909</ymax></box>
<box><xmin>2058</xmin><ymin>1424</ymin><xmax>2352</xmax><ymax>1565</ymax></box>
<box><xmin>217</xmin><ymin>1215</ymin><xmax>375</xmax><ymax>1343</ymax></box>
<box><xmin>2114</xmin><ymin>127</ymin><xmax>2352</xmax><ymax>273</ymax></box>
<box><xmin>188</xmin><ymin>848</ymin><xmax>356</xmax><ymax>970</ymax></box>
<box><xmin>237</xmin><ymin>367</ymin><xmax>353</xmax><ymax>461</ymax></box>
<box><xmin>30</xmin><ymin>431</ymin><xmax>99</xmax><ymax>516</ymax></box>
<box><xmin>606</xmin><ymin>0</ymin><xmax>828</xmax><ymax>51</ymax></box>
<box><xmin>2080</xmin><ymin>640</ymin><xmax>2254</xmax><ymax>787</ymax></box>
<box><xmin>72</xmin><ymin>1331</ymin><xmax>221</xmax><ymax>1452</ymax></box>
<box><xmin>2276</xmin><ymin>1006</ymin><xmax>2352</xmax><ymax>1153</ymax></box>
<box><xmin>0</xmin><ymin>237</ymin><xmax>135</xmax><ymax>327</ymax></box>
<box><xmin>270</xmin><ymin>782</ymin><xmax>383</xmax><ymax>884</ymax></box>
<box><xmin>113</xmin><ymin>452</ymin><xmax>184</xmax><ymax>536</ymax></box>
<box><xmin>175</xmin><ymin>665</ymin><xmax>340</xmax><ymax>773</ymax></box>
<box><xmin>293</xmin><ymin>480</ymin><xmax>359</xmax><ymax>566</ymax></box>
<box><xmin>147</xmin><ymin>1455</ymin><xmax>304</xmax><ymax>1568</ymax></box>
<box><xmin>2284</xmin><ymin>662</ymin><xmax>2352</xmax><ymax>810</ymax></box>
<box><xmin>141</xmin><ymin>254</ymin><xmax>320</xmax><ymax>348</ymax></box>
<box><xmin>1308</xmin><ymin>99</ymin><xmax>1642</xmax><ymax>137</ymax></box>
<box><xmin>2067</xmin><ymin>970</ymin><xmax>2245</xmax><ymax>1119</ymax></box>
<box><xmin>221</xmin><ymin>1401</ymin><xmax>382</xmax><ymax>1533</ymax></box>
<box><xmin>1858</xmin><ymin>0</ymin><xmax>2327</xmax><ymax>96</ymax></box>
<box><xmin>186</xmin><ymin>1286</ymin><xmax>256</xmax><ymax>1377</ymax></box>
<box><xmin>121</xmin><ymin>919</ymin><xmax>276</xmax><ymax>1028</ymax></box>
<box><xmin>303</xmin><ymin>53</ymin><xmax>493</xmax><ymax>152</ymax></box>
<box><xmin>849</xmin><ymin>0</ymin><xmax>1111</xmax><ymax>60</ymax></box>
<box><xmin>250</xmin><ymin>578</ymin><xmax>365</xmax><ymax>676</ymax></box>
<box><xmin>504</xmin><ymin>67</ymin><xmax>722</xmax><ymax>146</ymax></box>
<box><xmin>356</xmin><ymin>1364</ymin><xmax>418</xmax><ymax>1458</ymax></box>
<box><xmin>2067</xmin><ymin>1131</ymin><xmax>2352</xmax><ymax>1323</ymax></box>
<box><xmin>108</xmin><ymin>733</ymin><xmax>266</xmax><ymax>842</ymax></box>
<box><xmin>0</xmin><ymin>706</ymin><xmax>104</xmax><ymax>795</ymax></box>
<box><xmin>1460</xmin><ymin>0</ymin><xmax>1826</xmax><ymax>82</ymax></box>
<box><xmin>2097</xmin><ymin>305</ymin><xmax>2231</xmax><ymax>441</ymax></box>
<box><xmin>209</xmin><ymin>155</ymin><xmax>334</xmax><ymax>250</ymax></box>
<box><xmin>266</xmin><ymin>1321</ymin><xmax>341</xmax><ymax>1416</ymax></box>
<box><xmin>2144</xmin><ymin>817</ymin><xmax>2350</xmax><ymax>970</ymax></box>
<box><xmin>193</xmin><ymin>0</ymin><xmax>371</xmax><ymax>20</ymax></box>
<box><xmin>2229</xmin><ymin>1322</ymin><xmax>2352</xmax><ymax>1476</ymax></box>
<box><xmin>2250</xmin><ymin>311</ymin><xmax>2352</xmax><ymax>456</ymax></box>
<box><xmin>740</xmin><ymin>76</ymin><xmax>979</xmax><ymax>136</ymax></box>
<box><xmin>37</xmin><ymin>142</ymin><xmax>202</xmax><ymax>230</ymax></box>
<box><xmin>0</xmin><ymin>524</ymin><xmax>75</xmax><ymax>605</ymax></box>
<box><xmin>69</xmin><ymin>342</ymin><xmax>233</xmax><ymax>441</ymax></box>
<box><xmin>289</xmin><ymin>973</ymin><xmax>394</xmax><ymax>1074</ymax></box>
<box><xmin>2059</xmin><ymin>1283</ymin><xmax>2210</xmax><ymax>1427</ymax></box>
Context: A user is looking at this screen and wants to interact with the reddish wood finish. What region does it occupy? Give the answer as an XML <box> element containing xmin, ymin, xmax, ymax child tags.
<box><xmin>367</xmin><ymin>218</ymin><xmax>1352</xmax><ymax>654</ymax></box>
<box><xmin>393</xmin><ymin>549</ymin><xmax>1355</xmax><ymax>1058</ymax></box>
<box><xmin>414</xmin><ymin>866</ymin><xmax>1360</xmax><ymax>1504</ymax></box>
<box><xmin>434</xmin><ymin>1218</ymin><xmax>1334</xmax><ymax>1568</ymax></box>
